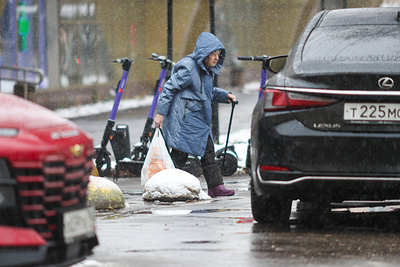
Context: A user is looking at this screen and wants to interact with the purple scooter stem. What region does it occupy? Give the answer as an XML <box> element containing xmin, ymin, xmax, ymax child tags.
<box><xmin>148</xmin><ymin>68</ymin><xmax>167</xmax><ymax>119</ymax></box>
<box><xmin>237</xmin><ymin>55</ymin><xmax>269</xmax><ymax>99</ymax></box>
<box><xmin>110</xmin><ymin>70</ymin><xmax>129</xmax><ymax>121</ymax></box>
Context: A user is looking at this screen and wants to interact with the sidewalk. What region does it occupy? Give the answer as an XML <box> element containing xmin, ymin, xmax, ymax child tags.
<box><xmin>96</xmin><ymin>171</ymin><xmax>250</xmax><ymax>216</ymax></box>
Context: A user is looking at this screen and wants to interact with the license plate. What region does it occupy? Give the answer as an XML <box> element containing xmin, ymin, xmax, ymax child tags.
<box><xmin>344</xmin><ymin>103</ymin><xmax>400</xmax><ymax>122</ymax></box>
<box><xmin>63</xmin><ymin>206</ymin><xmax>95</xmax><ymax>243</ymax></box>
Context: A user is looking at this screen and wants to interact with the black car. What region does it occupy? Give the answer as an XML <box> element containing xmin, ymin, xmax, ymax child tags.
<box><xmin>250</xmin><ymin>7</ymin><xmax>400</xmax><ymax>223</ymax></box>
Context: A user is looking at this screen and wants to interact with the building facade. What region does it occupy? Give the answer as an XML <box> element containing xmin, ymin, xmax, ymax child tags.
<box><xmin>0</xmin><ymin>0</ymin><xmax>383</xmax><ymax>109</ymax></box>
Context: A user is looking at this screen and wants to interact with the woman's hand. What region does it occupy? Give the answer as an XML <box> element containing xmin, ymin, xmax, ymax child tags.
<box><xmin>227</xmin><ymin>93</ymin><xmax>237</xmax><ymax>103</ymax></box>
<box><xmin>154</xmin><ymin>114</ymin><xmax>164</xmax><ymax>128</ymax></box>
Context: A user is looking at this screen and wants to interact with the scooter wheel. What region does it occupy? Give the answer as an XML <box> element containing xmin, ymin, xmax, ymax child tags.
<box><xmin>96</xmin><ymin>153</ymin><xmax>111</xmax><ymax>177</ymax></box>
<box><xmin>217</xmin><ymin>153</ymin><xmax>238</xmax><ymax>176</ymax></box>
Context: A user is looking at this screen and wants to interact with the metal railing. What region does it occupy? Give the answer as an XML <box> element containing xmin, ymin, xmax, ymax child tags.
<box><xmin>0</xmin><ymin>65</ymin><xmax>44</xmax><ymax>99</ymax></box>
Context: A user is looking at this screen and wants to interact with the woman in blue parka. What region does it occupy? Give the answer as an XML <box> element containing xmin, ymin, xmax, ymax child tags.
<box><xmin>154</xmin><ymin>32</ymin><xmax>236</xmax><ymax>197</ymax></box>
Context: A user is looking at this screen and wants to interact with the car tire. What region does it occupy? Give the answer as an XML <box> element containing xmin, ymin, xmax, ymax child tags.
<box><xmin>251</xmin><ymin>183</ymin><xmax>291</xmax><ymax>223</ymax></box>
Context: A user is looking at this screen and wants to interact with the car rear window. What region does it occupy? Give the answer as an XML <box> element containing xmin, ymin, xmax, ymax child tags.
<box><xmin>302</xmin><ymin>25</ymin><xmax>400</xmax><ymax>62</ymax></box>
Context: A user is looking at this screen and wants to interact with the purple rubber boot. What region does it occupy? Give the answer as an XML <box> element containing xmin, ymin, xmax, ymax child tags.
<box><xmin>208</xmin><ymin>184</ymin><xmax>235</xmax><ymax>197</ymax></box>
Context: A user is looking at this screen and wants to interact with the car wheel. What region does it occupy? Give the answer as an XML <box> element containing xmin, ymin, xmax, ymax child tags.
<box><xmin>251</xmin><ymin>183</ymin><xmax>291</xmax><ymax>223</ymax></box>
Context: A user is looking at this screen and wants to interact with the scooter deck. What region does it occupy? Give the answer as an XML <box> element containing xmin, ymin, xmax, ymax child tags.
<box><xmin>114</xmin><ymin>160</ymin><xmax>144</xmax><ymax>178</ymax></box>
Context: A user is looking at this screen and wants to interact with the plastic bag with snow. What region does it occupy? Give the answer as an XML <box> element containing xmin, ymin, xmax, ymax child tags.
<box><xmin>141</xmin><ymin>128</ymin><xmax>175</xmax><ymax>185</ymax></box>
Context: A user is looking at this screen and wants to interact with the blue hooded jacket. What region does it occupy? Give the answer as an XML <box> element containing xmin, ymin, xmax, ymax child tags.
<box><xmin>157</xmin><ymin>32</ymin><xmax>230</xmax><ymax>157</ymax></box>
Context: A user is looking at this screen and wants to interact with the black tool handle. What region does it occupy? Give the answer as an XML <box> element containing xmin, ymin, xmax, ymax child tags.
<box><xmin>221</xmin><ymin>101</ymin><xmax>238</xmax><ymax>168</ymax></box>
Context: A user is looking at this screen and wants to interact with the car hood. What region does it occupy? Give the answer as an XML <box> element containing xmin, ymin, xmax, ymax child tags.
<box><xmin>0</xmin><ymin>93</ymin><xmax>70</xmax><ymax>130</ymax></box>
<box><xmin>0</xmin><ymin>93</ymin><xmax>93</xmax><ymax>162</ymax></box>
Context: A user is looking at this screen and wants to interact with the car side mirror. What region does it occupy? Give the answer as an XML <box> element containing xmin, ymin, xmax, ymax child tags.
<box><xmin>267</xmin><ymin>55</ymin><xmax>288</xmax><ymax>74</ymax></box>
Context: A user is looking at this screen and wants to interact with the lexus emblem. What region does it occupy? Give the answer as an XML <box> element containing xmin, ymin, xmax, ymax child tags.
<box><xmin>378</xmin><ymin>77</ymin><xmax>394</xmax><ymax>89</ymax></box>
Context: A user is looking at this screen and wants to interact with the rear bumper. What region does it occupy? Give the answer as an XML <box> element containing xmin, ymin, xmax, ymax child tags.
<box><xmin>257</xmin><ymin>119</ymin><xmax>400</xmax><ymax>173</ymax></box>
<box><xmin>252</xmin><ymin>109</ymin><xmax>400</xmax><ymax>202</ymax></box>
<box><xmin>254</xmin><ymin>165</ymin><xmax>400</xmax><ymax>202</ymax></box>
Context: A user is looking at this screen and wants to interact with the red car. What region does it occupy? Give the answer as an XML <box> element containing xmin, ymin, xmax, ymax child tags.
<box><xmin>0</xmin><ymin>93</ymin><xmax>98</xmax><ymax>266</ymax></box>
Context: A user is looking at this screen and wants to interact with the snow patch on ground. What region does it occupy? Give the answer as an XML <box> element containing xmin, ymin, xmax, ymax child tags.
<box><xmin>219</xmin><ymin>128</ymin><xmax>250</xmax><ymax>145</ymax></box>
<box><xmin>71</xmin><ymin>260</ymin><xmax>106</xmax><ymax>267</ymax></box>
<box><xmin>142</xmin><ymin>169</ymin><xmax>211</xmax><ymax>202</ymax></box>
<box><xmin>56</xmin><ymin>95</ymin><xmax>154</xmax><ymax>119</ymax></box>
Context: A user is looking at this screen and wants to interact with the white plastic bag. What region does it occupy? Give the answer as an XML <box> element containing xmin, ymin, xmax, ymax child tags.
<box><xmin>141</xmin><ymin>128</ymin><xmax>175</xmax><ymax>185</ymax></box>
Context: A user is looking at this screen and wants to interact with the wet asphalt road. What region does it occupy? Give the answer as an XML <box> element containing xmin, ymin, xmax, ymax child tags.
<box><xmin>71</xmin><ymin>89</ymin><xmax>400</xmax><ymax>266</ymax></box>
<box><xmin>76</xmin><ymin>174</ymin><xmax>400</xmax><ymax>267</ymax></box>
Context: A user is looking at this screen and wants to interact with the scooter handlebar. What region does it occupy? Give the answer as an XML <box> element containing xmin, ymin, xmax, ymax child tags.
<box><xmin>112</xmin><ymin>57</ymin><xmax>133</xmax><ymax>64</ymax></box>
<box><xmin>148</xmin><ymin>53</ymin><xmax>174</xmax><ymax>65</ymax></box>
<box><xmin>237</xmin><ymin>56</ymin><xmax>268</xmax><ymax>62</ymax></box>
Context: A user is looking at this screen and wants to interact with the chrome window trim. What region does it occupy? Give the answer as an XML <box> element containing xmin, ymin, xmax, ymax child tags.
<box><xmin>267</xmin><ymin>86</ymin><xmax>400</xmax><ymax>96</ymax></box>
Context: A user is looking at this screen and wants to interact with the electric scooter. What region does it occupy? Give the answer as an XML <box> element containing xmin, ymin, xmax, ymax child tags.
<box><xmin>95</xmin><ymin>57</ymin><xmax>134</xmax><ymax>177</ymax></box>
<box><xmin>96</xmin><ymin>54</ymin><xmax>177</xmax><ymax>180</ymax></box>
<box><xmin>237</xmin><ymin>55</ymin><xmax>269</xmax><ymax>169</ymax></box>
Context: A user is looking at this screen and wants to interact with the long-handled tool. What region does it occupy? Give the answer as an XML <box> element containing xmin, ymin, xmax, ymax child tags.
<box><xmin>215</xmin><ymin>100</ymin><xmax>239</xmax><ymax>176</ymax></box>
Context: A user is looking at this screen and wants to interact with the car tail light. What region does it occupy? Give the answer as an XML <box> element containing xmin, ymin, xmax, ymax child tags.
<box><xmin>263</xmin><ymin>90</ymin><xmax>337</xmax><ymax>111</ymax></box>
<box><xmin>260</xmin><ymin>165</ymin><xmax>291</xmax><ymax>172</ymax></box>
<box><xmin>263</xmin><ymin>89</ymin><xmax>287</xmax><ymax>111</ymax></box>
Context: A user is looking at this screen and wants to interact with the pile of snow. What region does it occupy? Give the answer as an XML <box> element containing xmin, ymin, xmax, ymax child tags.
<box><xmin>87</xmin><ymin>176</ymin><xmax>126</xmax><ymax>210</ymax></box>
<box><xmin>142</xmin><ymin>169</ymin><xmax>211</xmax><ymax>202</ymax></box>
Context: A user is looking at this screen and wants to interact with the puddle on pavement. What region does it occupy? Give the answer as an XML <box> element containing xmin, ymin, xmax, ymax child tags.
<box><xmin>190</xmin><ymin>208</ymin><xmax>249</xmax><ymax>213</ymax></box>
<box><xmin>182</xmin><ymin>240</ymin><xmax>220</xmax><ymax>244</ymax></box>
<box><xmin>96</xmin><ymin>207</ymin><xmax>154</xmax><ymax>220</ymax></box>
<box><xmin>152</xmin><ymin>210</ymin><xmax>192</xmax><ymax>215</ymax></box>
<box><xmin>149</xmin><ymin>208</ymin><xmax>251</xmax><ymax>216</ymax></box>
<box><xmin>121</xmin><ymin>189</ymin><xmax>143</xmax><ymax>196</ymax></box>
<box><xmin>100</xmin><ymin>214</ymin><xmax>126</xmax><ymax>220</ymax></box>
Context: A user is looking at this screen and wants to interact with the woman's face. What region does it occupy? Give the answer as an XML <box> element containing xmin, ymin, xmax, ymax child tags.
<box><xmin>203</xmin><ymin>50</ymin><xmax>221</xmax><ymax>69</ymax></box>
